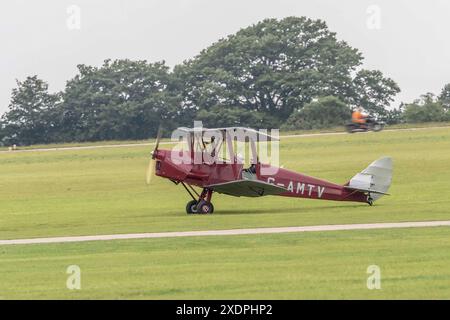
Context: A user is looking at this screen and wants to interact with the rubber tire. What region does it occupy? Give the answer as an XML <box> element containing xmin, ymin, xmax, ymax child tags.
<box><xmin>372</xmin><ymin>124</ymin><xmax>383</xmax><ymax>132</ymax></box>
<box><xmin>345</xmin><ymin>124</ymin><xmax>356</xmax><ymax>133</ymax></box>
<box><xmin>186</xmin><ymin>200</ymin><xmax>198</xmax><ymax>214</ymax></box>
<box><xmin>198</xmin><ymin>201</ymin><xmax>214</xmax><ymax>214</ymax></box>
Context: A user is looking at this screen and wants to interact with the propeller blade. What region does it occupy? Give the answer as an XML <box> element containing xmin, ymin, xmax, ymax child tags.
<box><xmin>146</xmin><ymin>158</ymin><xmax>156</xmax><ymax>185</ymax></box>
<box><xmin>146</xmin><ymin>125</ymin><xmax>163</xmax><ymax>185</ymax></box>
<box><xmin>154</xmin><ymin>125</ymin><xmax>163</xmax><ymax>154</ymax></box>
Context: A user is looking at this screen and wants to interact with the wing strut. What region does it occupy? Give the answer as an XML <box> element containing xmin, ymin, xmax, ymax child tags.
<box><xmin>181</xmin><ymin>182</ymin><xmax>200</xmax><ymax>201</ymax></box>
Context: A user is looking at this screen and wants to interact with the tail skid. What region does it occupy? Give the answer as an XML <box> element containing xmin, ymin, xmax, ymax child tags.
<box><xmin>345</xmin><ymin>157</ymin><xmax>393</xmax><ymax>203</ymax></box>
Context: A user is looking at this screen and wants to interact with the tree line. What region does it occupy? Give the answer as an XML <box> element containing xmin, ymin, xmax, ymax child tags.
<box><xmin>0</xmin><ymin>16</ymin><xmax>447</xmax><ymax>146</ymax></box>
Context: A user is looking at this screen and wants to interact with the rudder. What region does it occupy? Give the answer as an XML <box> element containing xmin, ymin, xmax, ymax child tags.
<box><xmin>347</xmin><ymin>157</ymin><xmax>393</xmax><ymax>202</ymax></box>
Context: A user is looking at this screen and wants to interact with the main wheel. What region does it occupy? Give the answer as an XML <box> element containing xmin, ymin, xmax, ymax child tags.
<box><xmin>186</xmin><ymin>200</ymin><xmax>199</xmax><ymax>214</ymax></box>
<box><xmin>198</xmin><ymin>201</ymin><xmax>214</xmax><ymax>214</ymax></box>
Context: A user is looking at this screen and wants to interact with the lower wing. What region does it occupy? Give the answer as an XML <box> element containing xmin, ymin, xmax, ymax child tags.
<box><xmin>207</xmin><ymin>179</ymin><xmax>287</xmax><ymax>197</ymax></box>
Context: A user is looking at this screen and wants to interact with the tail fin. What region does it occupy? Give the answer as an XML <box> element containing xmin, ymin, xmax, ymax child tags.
<box><xmin>345</xmin><ymin>157</ymin><xmax>393</xmax><ymax>202</ymax></box>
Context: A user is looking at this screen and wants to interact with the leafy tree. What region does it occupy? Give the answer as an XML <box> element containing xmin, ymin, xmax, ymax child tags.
<box><xmin>1</xmin><ymin>76</ymin><xmax>60</xmax><ymax>145</ymax></box>
<box><xmin>58</xmin><ymin>59</ymin><xmax>180</xmax><ymax>141</ymax></box>
<box><xmin>383</xmin><ymin>104</ymin><xmax>404</xmax><ymax>125</ymax></box>
<box><xmin>176</xmin><ymin>16</ymin><xmax>399</xmax><ymax>127</ymax></box>
<box><xmin>281</xmin><ymin>96</ymin><xmax>351</xmax><ymax>130</ymax></box>
<box><xmin>350</xmin><ymin>70</ymin><xmax>400</xmax><ymax>117</ymax></box>
<box><xmin>196</xmin><ymin>105</ymin><xmax>279</xmax><ymax>129</ymax></box>
<box><xmin>404</xmin><ymin>93</ymin><xmax>448</xmax><ymax>123</ymax></box>
<box><xmin>0</xmin><ymin>120</ymin><xmax>5</xmax><ymax>146</ymax></box>
<box><xmin>439</xmin><ymin>83</ymin><xmax>450</xmax><ymax>110</ymax></box>
<box><xmin>1</xmin><ymin>17</ymin><xmax>404</xmax><ymax>146</ymax></box>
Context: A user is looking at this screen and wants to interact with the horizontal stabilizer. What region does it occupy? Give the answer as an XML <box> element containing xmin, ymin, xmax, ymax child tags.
<box><xmin>344</xmin><ymin>186</ymin><xmax>390</xmax><ymax>195</ymax></box>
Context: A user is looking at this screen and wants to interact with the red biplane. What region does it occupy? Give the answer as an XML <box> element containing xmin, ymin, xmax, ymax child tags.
<box><xmin>146</xmin><ymin>127</ymin><xmax>392</xmax><ymax>214</ymax></box>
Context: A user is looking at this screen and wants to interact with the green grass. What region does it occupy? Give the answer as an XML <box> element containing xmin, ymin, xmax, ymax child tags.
<box><xmin>1</xmin><ymin>126</ymin><xmax>450</xmax><ymax>299</ymax></box>
<box><xmin>1</xmin><ymin>227</ymin><xmax>450</xmax><ymax>299</ymax></box>
<box><xmin>1</xmin><ymin>127</ymin><xmax>450</xmax><ymax>240</ymax></box>
<box><xmin>2</xmin><ymin>122</ymin><xmax>450</xmax><ymax>152</ymax></box>
<box><xmin>281</xmin><ymin>121</ymin><xmax>450</xmax><ymax>136</ymax></box>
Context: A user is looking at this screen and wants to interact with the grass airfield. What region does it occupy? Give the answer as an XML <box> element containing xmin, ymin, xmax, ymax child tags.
<box><xmin>1</xmin><ymin>127</ymin><xmax>450</xmax><ymax>299</ymax></box>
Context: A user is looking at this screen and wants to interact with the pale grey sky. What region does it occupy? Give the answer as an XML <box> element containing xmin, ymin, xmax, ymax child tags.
<box><xmin>1</xmin><ymin>0</ymin><xmax>449</xmax><ymax>114</ymax></box>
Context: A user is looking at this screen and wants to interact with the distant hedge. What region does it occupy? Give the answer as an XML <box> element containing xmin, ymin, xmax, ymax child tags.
<box><xmin>281</xmin><ymin>96</ymin><xmax>351</xmax><ymax>130</ymax></box>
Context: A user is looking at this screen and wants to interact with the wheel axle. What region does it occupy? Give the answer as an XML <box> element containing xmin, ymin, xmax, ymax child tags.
<box><xmin>185</xmin><ymin>187</ymin><xmax>214</xmax><ymax>214</ymax></box>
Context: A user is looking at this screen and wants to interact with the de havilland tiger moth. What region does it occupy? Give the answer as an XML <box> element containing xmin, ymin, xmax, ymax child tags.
<box><xmin>146</xmin><ymin>127</ymin><xmax>393</xmax><ymax>214</ymax></box>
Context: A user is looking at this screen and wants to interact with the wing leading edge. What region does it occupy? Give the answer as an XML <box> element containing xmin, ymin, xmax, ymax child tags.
<box><xmin>207</xmin><ymin>179</ymin><xmax>287</xmax><ymax>197</ymax></box>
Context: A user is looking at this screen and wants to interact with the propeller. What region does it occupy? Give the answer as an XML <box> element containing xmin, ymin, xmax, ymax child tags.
<box><xmin>146</xmin><ymin>158</ymin><xmax>156</xmax><ymax>185</ymax></box>
<box><xmin>146</xmin><ymin>126</ymin><xmax>163</xmax><ymax>185</ymax></box>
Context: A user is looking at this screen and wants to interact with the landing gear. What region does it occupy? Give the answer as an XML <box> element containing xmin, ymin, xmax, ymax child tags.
<box><xmin>197</xmin><ymin>200</ymin><xmax>214</xmax><ymax>214</ymax></box>
<box><xmin>182</xmin><ymin>183</ymin><xmax>214</xmax><ymax>214</ymax></box>
<box><xmin>367</xmin><ymin>196</ymin><xmax>374</xmax><ymax>206</ymax></box>
<box><xmin>186</xmin><ymin>200</ymin><xmax>199</xmax><ymax>214</ymax></box>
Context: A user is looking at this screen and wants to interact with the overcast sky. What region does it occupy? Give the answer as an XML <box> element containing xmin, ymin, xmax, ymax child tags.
<box><xmin>1</xmin><ymin>0</ymin><xmax>449</xmax><ymax>114</ymax></box>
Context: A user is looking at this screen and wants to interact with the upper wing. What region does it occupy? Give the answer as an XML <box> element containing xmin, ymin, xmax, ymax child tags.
<box><xmin>206</xmin><ymin>179</ymin><xmax>287</xmax><ymax>197</ymax></box>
